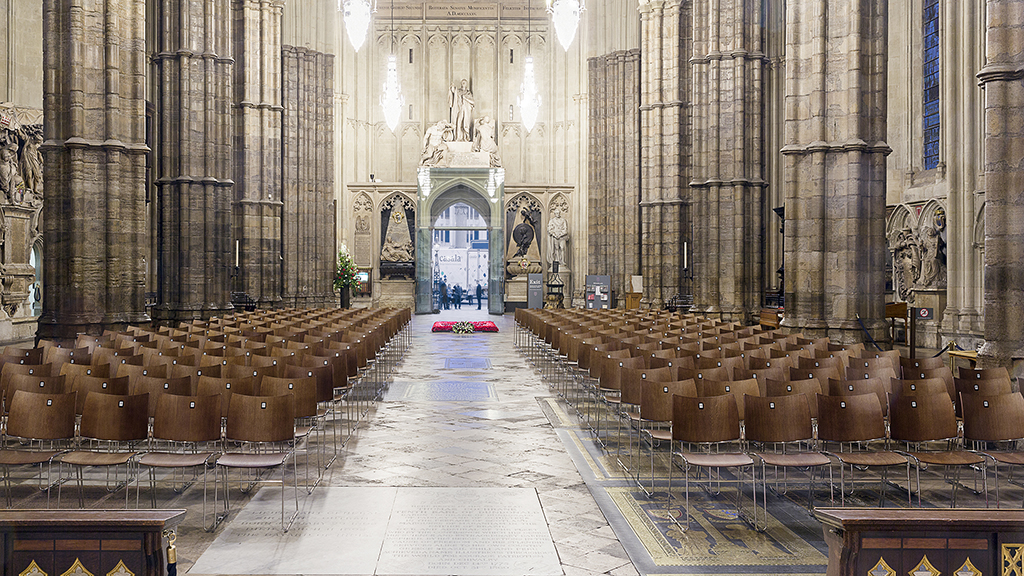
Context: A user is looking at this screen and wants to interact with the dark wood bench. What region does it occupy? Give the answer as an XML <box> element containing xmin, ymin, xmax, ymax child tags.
<box><xmin>816</xmin><ymin>507</ymin><xmax>1024</xmax><ymax>576</ymax></box>
<box><xmin>1</xmin><ymin>509</ymin><xmax>185</xmax><ymax>576</ymax></box>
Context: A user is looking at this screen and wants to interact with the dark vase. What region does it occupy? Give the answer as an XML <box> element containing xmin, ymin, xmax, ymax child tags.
<box><xmin>339</xmin><ymin>288</ymin><xmax>351</xmax><ymax>309</ymax></box>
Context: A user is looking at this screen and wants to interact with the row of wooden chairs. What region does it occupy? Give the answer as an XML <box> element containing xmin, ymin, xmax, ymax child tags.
<box><xmin>0</xmin><ymin>307</ymin><xmax>411</xmax><ymax>525</ymax></box>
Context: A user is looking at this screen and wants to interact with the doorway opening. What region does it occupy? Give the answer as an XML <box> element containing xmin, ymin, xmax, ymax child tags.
<box><xmin>432</xmin><ymin>202</ymin><xmax>489</xmax><ymax>311</ymax></box>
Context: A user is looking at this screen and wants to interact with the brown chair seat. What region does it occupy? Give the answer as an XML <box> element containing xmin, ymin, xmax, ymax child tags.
<box><xmin>754</xmin><ymin>451</ymin><xmax>831</xmax><ymax>468</ymax></box>
<box><xmin>679</xmin><ymin>452</ymin><xmax>753</xmax><ymax>468</ymax></box>
<box><xmin>60</xmin><ymin>451</ymin><xmax>135</xmax><ymax>467</ymax></box>
<box><xmin>903</xmin><ymin>450</ymin><xmax>985</xmax><ymax>467</ymax></box>
<box><xmin>214</xmin><ymin>452</ymin><xmax>289</xmax><ymax>468</ymax></box>
<box><xmin>830</xmin><ymin>451</ymin><xmax>907</xmax><ymax>467</ymax></box>
<box><xmin>986</xmin><ymin>452</ymin><xmax>1024</xmax><ymax>466</ymax></box>
<box><xmin>0</xmin><ymin>450</ymin><xmax>63</xmax><ymax>466</ymax></box>
<box><xmin>137</xmin><ymin>451</ymin><xmax>215</xmax><ymax>469</ymax></box>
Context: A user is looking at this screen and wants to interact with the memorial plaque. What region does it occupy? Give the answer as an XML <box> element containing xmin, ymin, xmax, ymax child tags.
<box><xmin>376</xmin><ymin>487</ymin><xmax>562</xmax><ymax>576</ymax></box>
<box><xmin>445</xmin><ymin>358</ymin><xmax>491</xmax><ymax>370</ymax></box>
<box><xmin>425</xmin><ymin>2</ymin><xmax>498</xmax><ymax>19</ymax></box>
<box><xmin>188</xmin><ymin>487</ymin><xmax>398</xmax><ymax>575</ymax></box>
<box><xmin>187</xmin><ymin>487</ymin><xmax>561</xmax><ymax>575</ymax></box>
<box><xmin>386</xmin><ymin>381</ymin><xmax>498</xmax><ymax>401</ymax></box>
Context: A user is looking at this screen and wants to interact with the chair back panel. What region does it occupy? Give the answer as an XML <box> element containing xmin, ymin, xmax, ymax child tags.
<box><xmin>260</xmin><ymin>376</ymin><xmax>318</xmax><ymax>419</ymax></box>
<box><xmin>6</xmin><ymin>390</ymin><xmax>77</xmax><ymax>440</ymax></box>
<box><xmin>764</xmin><ymin>377</ymin><xmax>822</xmax><ymax>418</ymax></box>
<box><xmin>888</xmin><ymin>392</ymin><xmax>957</xmax><ymax>443</ymax></box>
<box><xmin>816</xmin><ymin>393</ymin><xmax>887</xmax><ymax>443</ymax></box>
<box><xmin>79</xmin><ymin>392</ymin><xmax>150</xmax><ymax>441</ymax></box>
<box><xmin>744</xmin><ymin>394</ymin><xmax>813</xmax><ymax>443</ymax></box>
<box><xmin>152</xmin><ymin>393</ymin><xmax>222</xmax><ymax>443</ymax></box>
<box><xmin>695</xmin><ymin>378</ymin><xmax>759</xmax><ymax>420</ymax></box>
<box><xmin>672</xmin><ymin>394</ymin><xmax>741</xmax><ymax>443</ymax></box>
<box><xmin>961</xmin><ymin>392</ymin><xmax>1024</xmax><ymax>443</ymax></box>
<box><xmin>131</xmin><ymin>375</ymin><xmax>193</xmax><ymax>417</ymax></box>
<box><xmin>226</xmin><ymin>393</ymin><xmax>295</xmax><ymax>443</ymax></box>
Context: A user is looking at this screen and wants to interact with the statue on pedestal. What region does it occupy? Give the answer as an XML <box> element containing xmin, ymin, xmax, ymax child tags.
<box><xmin>448</xmin><ymin>79</ymin><xmax>474</xmax><ymax>142</ymax></box>
<box><xmin>547</xmin><ymin>208</ymin><xmax>568</xmax><ymax>267</ymax></box>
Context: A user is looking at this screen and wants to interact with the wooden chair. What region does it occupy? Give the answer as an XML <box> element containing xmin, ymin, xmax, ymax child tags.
<box><xmin>888</xmin><ymin>392</ymin><xmax>986</xmax><ymax>506</ymax></box>
<box><xmin>901</xmin><ymin>367</ymin><xmax>955</xmax><ymax>401</ymax></box>
<box><xmin>958</xmin><ymin>367</ymin><xmax>1012</xmax><ymax>383</ymax></box>
<box><xmin>260</xmin><ymin>375</ymin><xmax>324</xmax><ymax>492</ymax></box>
<box><xmin>899</xmin><ymin>356</ymin><xmax>945</xmax><ymax>375</ymax></box>
<box><xmin>70</xmin><ymin>375</ymin><xmax>130</xmax><ymax>416</ymax></box>
<box><xmin>696</xmin><ymin>378</ymin><xmax>760</xmax><ymax>421</ymax></box>
<box><xmin>789</xmin><ymin>365</ymin><xmax>841</xmax><ymax>385</ymax></box>
<box><xmin>828</xmin><ymin>377</ymin><xmax>890</xmax><ymax>415</ymax></box>
<box><xmin>954</xmin><ymin>377</ymin><xmax>1012</xmax><ymax>418</ymax></box>
<box><xmin>136</xmin><ymin>393</ymin><xmax>222</xmax><ymax>529</ymax></box>
<box><xmin>765</xmin><ymin>378</ymin><xmax>822</xmax><ymax>418</ymax></box>
<box><xmin>116</xmin><ymin>363</ymin><xmax>168</xmax><ymax>382</ymax></box>
<box><xmin>58</xmin><ymin>392</ymin><xmax>149</xmax><ymax>508</ymax></box>
<box><xmin>0</xmin><ymin>391</ymin><xmax>77</xmax><ymax>507</ymax></box>
<box><xmin>961</xmin><ymin>392</ymin><xmax>1024</xmax><ymax>507</ymax></box>
<box><xmin>129</xmin><ymin>375</ymin><xmax>193</xmax><ymax>419</ymax></box>
<box><xmin>196</xmin><ymin>375</ymin><xmax>256</xmax><ymax>419</ymax></box>
<box><xmin>215</xmin><ymin>393</ymin><xmax>300</xmax><ymax>531</ymax></box>
<box><xmin>816</xmin><ymin>393</ymin><xmax>908</xmax><ymax>505</ymax></box>
<box><xmin>669</xmin><ymin>394</ymin><xmax>755</xmax><ymax>530</ymax></box>
<box><xmin>4</xmin><ymin>374</ymin><xmax>67</xmax><ymax>414</ymax></box>
<box><xmin>734</xmin><ymin>366</ymin><xmax>786</xmax><ymax>396</ymax></box>
<box><xmin>640</xmin><ymin>379</ymin><xmax>697</xmax><ymax>491</ymax></box>
<box><xmin>845</xmin><ymin>361</ymin><xmax>898</xmax><ymax>382</ymax></box>
<box><xmin>744</xmin><ymin>394</ymin><xmax>830</xmax><ymax>529</ymax></box>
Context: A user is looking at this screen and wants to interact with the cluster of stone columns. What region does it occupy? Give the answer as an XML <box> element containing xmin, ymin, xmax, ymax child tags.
<box><xmin>587</xmin><ymin>49</ymin><xmax>641</xmax><ymax>301</ymax></box>
<box><xmin>40</xmin><ymin>0</ymin><xmax>337</xmax><ymax>338</ymax></box>
<box><xmin>780</xmin><ymin>0</ymin><xmax>890</xmax><ymax>342</ymax></box>
<box><xmin>281</xmin><ymin>46</ymin><xmax>336</xmax><ymax>308</ymax></box>
<box><xmin>690</xmin><ymin>0</ymin><xmax>766</xmax><ymax>322</ymax></box>
<box><xmin>38</xmin><ymin>0</ymin><xmax>150</xmax><ymax>340</ymax></box>
<box><xmin>637</xmin><ymin>0</ymin><xmax>688</xmax><ymax>308</ymax></box>
<box><xmin>234</xmin><ymin>0</ymin><xmax>285</xmax><ymax>309</ymax></box>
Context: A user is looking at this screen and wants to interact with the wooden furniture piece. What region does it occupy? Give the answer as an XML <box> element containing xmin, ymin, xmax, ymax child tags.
<box><xmin>815</xmin><ymin>508</ymin><xmax>1024</xmax><ymax>576</ymax></box>
<box><xmin>949</xmin><ymin>349</ymin><xmax>979</xmax><ymax>371</ymax></box>
<box><xmin>0</xmin><ymin>509</ymin><xmax>184</xmax><ymax>576</ymax></box>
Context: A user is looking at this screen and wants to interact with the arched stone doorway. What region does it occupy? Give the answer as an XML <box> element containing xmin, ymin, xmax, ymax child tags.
<box><xmin>415</xmin><ymin>168</ymin><xmax>505</xmax><ymax>314</ymax></box>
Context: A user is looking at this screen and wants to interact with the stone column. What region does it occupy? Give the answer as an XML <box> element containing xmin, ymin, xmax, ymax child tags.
<box><xmin>38</xmin><ymin>0</ymin><xmax>150</xmax><ymax>340</ymax></box>
<box><xmin>638</xmin><ymin>0</ymin><xmax>688</xmax><ymax>308</ymax></box>
<box><xmin>977</xmin><ymin>0</ymin><xmax>1024</xmax><ymax>371</ymax></box>
<box><xmin>781</xmin><ymin>0</ymin><xmax>890</xmax><ymax>342</ymax></box>
<box><xmin>587</xmin><ymin>49</ymin><xmax>640</xmax><ymax>302</ymax></box>
<box><xmin>282</xmin><ymin>46</ymin><xmax>336</xmax><ymax>308</ymax></box>
<box><xmin>690</xmin><ymin>0</ymin><xmax>766</xmax><ymax>322</ymax></box>
<box><xmin>152</xmin><ymin>0</ymin><xmax>235</xmax><ymax>322</ymax></box>
<box><xmin>233</xmin><ymin>0</ymin><xmax>284</xmax><ymax>308</ymax></box>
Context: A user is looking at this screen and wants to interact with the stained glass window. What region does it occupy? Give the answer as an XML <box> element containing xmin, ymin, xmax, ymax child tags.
<box><xmin>923</xmin><ymin>0</ymin><xmax>940</xmax><ymax>170</ymax></box>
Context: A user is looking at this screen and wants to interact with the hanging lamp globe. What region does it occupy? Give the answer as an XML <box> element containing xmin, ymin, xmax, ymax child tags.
<box><xmin>341</xmin><ymin>0</ymin><xmax>374</xmax><ymax>51</ymax></box>
<box><xmin>547</xmin><ymin>0</ymin><xmax>583</xmax><ymax>51</ymax></box>
<box><xmin>380</xmin><ymin>54</ymin><xmax>404</xmax><ymax>132</ymax></box>
<box><xmin>517</xmin><ymin>56</ymin><xmax>541</xmax><ymax>133</ymax></box>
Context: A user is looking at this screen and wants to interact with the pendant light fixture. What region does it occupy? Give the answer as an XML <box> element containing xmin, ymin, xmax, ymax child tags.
<box><xmin>379</xmin><ymin>0</ymin><xmax>404</xmax><ymax>133</ymax></box>
<box><xmin>340</xmin><ymin>0</ymin><xmax>375</xmax><ymax>52</ymax></box>
<box><xmin>547</xmin><ymin>0</ymin><xmax>584</xmax><ymax>51</ymax></box>
<box><xmin>517</xmin><ymin>0</ymin><xmax>541</xmax><ymax>133</ymax></box>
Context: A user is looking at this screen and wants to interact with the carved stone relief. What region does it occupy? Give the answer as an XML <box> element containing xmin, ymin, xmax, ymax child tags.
<box><xmin>505</xmin><ymin>194</ymin><xmax>543</xmax><ymax>276</ymax></box>
<box><xmin>0</xmin><ymin>118</ymin><xmax>44</xmax><ymax>321</ymax></box>
<box><xmin>887</xmin><ymin>203</ymin><xmax>948</xmax><ymax>303</ymax></box>
<box><xmin>353</xmin><ymin>193</ymin><xmax>374</xmax><ymax>268</ymax></box>
<box><xmin>380</xmin><ymin>194</ymin><xmax>416</xmax><ymax>278</ymax></box>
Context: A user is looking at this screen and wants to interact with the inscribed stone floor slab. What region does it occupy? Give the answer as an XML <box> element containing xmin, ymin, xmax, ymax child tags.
<box><xmin>187</xmin><ymin>486</ymin><xmax>561</xmax><ymax>576</ymax></box>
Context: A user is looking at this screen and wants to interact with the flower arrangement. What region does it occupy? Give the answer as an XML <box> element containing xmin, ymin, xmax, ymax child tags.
<box><xmin>452</xmin><ymin>321</ymin><xmax>475</xmax><ymax>335</ymax></box>
<box><xmin>334</xmin><ymin>246</ymin><xmax>359</xmax><ymax>292</ymax></box>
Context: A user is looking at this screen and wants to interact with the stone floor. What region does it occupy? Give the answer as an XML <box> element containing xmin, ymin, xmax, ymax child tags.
<box><xmin>176</xmin><ymin>307</ymin><xmax>641</xmax><ymax>576</ymax></box>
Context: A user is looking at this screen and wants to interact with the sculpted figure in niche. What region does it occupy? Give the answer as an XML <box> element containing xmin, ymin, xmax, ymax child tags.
<box><xmin>448</xmin><ymin>79</ymin><xmax>475</xmax><ymax>142</ymax></box>
<box><xmin>473</xmin><ymin>116</ymin><xmax>501</xmax><ymax>168</ymax></box>
<box><xmin>18</xmin><ymin>126</ymin><xmax>42</xmax><ymax>193</ymax></box>
<box><xmin>890</xmin><ymin>229</ymin><xmax>920</xmax><ymax>302</ymax></box>
<box><xmin>0</xmin><ymin>141</ymin><xmax>23</xmax><ymax>203</ymax></box>
<box><xmin>917</xmin><ymin>224</ymin><xmax>946</xmax><ymax>288</ymax></box>
<box><xmin>420</xmin><ymin>120</ymin><xmax>454</xmax><ymax>167</ymax></box>
<box><xmin>509</xmin><ymin>207</ymin><xmax>540</xmax><ymax>260</ymax></box>
<box><xmin>547</xmin><ymin>208</ymin><xmax>568</xmax><ymax>266</ymax></box>
<box><xmin>380</xmin><ymin>209</ymin><xmax>414</xmax><ymax>262</ymax></box>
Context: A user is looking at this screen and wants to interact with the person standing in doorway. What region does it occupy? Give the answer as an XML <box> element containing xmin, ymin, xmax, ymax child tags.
<box><xmin>440</xmin><ymin>282</ymin><xmax>449</xmax><ymax>310</ymax></box>
<box><xmin>476</xmin><ymin>283</ymin><xmax>483</xmax><ymax>310</ymax></box>
<box><xmin>453</xmin><ymin>285</ymin><xmax>463</xmax><ymax>309</ymax></box>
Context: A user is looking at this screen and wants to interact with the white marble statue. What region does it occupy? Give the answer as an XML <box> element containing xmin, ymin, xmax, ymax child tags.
<box><xmin>473</xmin><ymin>115</ymin><xmax>501</xmax><ymax>168</ymax></box>
<box><xmin>420</xmin><ymin>120</ymin><xmax>454</xmax><ymax>167</ymax></box>
<box><xmin>547</xmin><ymin>208</ymin><xmax>569</xmax><ymax>267</ymax></box>
<box><xmin>448</xmin><ymin>79</ymin><xmax>474</xmax><ymax>142</ymax></box>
